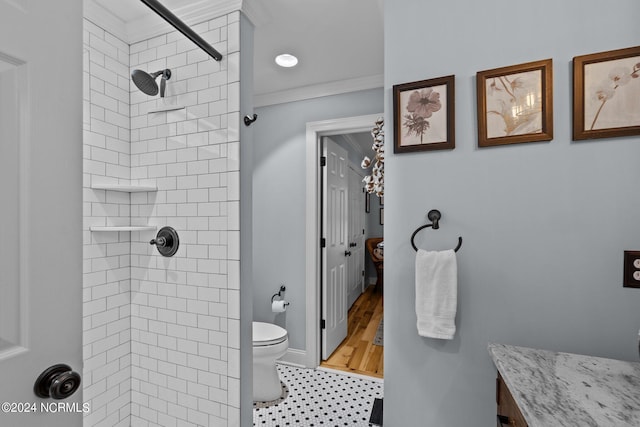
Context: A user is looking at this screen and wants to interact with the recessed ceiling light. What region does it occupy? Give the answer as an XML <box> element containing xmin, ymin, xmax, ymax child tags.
<box><xmin>275</xmin><ymin>54</ymin><xmax>298</xmax><ymax>68</ymax></box>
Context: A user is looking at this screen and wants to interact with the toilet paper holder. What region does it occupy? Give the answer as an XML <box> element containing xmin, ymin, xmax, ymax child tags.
<box><xmin>271</xmin><ymin>285</ymin><xmax>289</xmax><ymax>306</ymax></box>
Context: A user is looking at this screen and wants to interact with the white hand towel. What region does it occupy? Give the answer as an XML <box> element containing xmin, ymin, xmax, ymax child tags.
<box><xmin>415</xmin><ymin>249</ymin><xmax>458</xmax><ymax>339</ymax></box>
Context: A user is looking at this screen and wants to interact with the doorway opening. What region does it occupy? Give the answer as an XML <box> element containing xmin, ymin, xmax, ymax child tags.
<box><xmin>304</xmin><ymin>114</ymin><xmax>384</xmax><ymax>379</ymax></box>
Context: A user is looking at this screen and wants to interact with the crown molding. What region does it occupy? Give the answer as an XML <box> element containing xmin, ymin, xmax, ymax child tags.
<box><xmin>84</xmin><ymin>0</ymin><xmax>129</xmax><ymax>42</ymax></box>
<box><xmin>126</xmin><ymin>0</ymin><xmax>242</xmax><ymax>44</ymax></box>
<box><xmin>342</xmin><ymin>133</ymin><xmax>368</xmax><ymax>160</ymax></box>
<box><xmin>84</xmin><ymin>0</ymin><xmax>267</xmax><ymax>45</ymax></box>
<box><xmin>241</xmin><ymin>0</ymin><xmax>270</xmax><ymax>27</ymax></box>
<box><xmin>254</xmin><ymin>74</ymin><xmax>384</xmax><ymax>108</ymax></box>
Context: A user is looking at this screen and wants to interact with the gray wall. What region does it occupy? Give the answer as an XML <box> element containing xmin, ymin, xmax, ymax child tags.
<box><xmin>252</xmin><ymin>88</ymin><xmax>383</xmax><ymax>351</ymax></box>
<box><xmin>384</xmin><ymin>0</ymin><xmax>640</xmax><ymax>426</ymax></box>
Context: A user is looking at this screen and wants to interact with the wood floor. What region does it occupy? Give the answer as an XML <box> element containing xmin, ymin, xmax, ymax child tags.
<box><xmin>320</xmin><ymin>285</ymin><xmax>384</xmax><ymax>378</ymax></box>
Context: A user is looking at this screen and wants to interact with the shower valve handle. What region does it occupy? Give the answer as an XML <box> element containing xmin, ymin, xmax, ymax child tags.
<box><xmin>150</xmin><ymin>226</ymin><xmax>180</xmax><ymax>257</ymax></box>
<box><xmin>150</xmin><ymin>237</ymin><xmax>167</xmax><ymax>247</ymax></box>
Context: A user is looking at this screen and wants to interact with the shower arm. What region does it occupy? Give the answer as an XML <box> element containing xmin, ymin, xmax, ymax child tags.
<box><xmin>152</xmin><ymin>70</ymin><xmax>171</xmax><ymax>97</ymax></box>
<box><xmin>140</xmin><ymin>0</ymin><xmax>223</xmax><ymax>62</ymax></box>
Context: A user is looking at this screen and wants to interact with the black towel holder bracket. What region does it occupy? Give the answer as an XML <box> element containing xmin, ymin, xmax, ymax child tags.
<box><xmin>410</xmin><ymin>209</ymin><xmax>462</xmax><ymax>252</ymax></box>
<box><xmin>271</xmin><ymin>285</ymin><xmax>286</xmax><ymax>303</ymax></box>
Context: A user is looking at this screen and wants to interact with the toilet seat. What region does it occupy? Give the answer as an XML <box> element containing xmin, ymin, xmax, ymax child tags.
<box><xmin>253</xmin><ymin>322</ymin><xmax>288</xmax><ymax>347</ymax></box>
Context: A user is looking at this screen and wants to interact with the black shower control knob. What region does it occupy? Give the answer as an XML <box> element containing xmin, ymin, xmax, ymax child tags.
<box><xmin>150</xmin><ymin>226</ymin><xmax>179</xmax><ymax>257</ymax></box>
<box><xmin>34</xmin><ymin>364</ymin><xmax>81</xmax><ymax>400</ymax></box>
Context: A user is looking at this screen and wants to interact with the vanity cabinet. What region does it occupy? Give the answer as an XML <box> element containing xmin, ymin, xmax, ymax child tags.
<box><xmin>496</xmin><ymin>373</ymin><xmax>528</xmax><ymax>427</ymax></box>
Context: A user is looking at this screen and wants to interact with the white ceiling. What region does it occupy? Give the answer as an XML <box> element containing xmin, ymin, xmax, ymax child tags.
<box><xmin>87</xmin><ymin>0</ymin><xmax>384</xmax><ymax>100</ymax></box>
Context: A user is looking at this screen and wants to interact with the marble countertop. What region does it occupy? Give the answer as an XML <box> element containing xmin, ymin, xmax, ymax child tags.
<box><xmin>488</xmin><ymin>343</ymin><xmax>640</xmax><ymax>427</ymax></box>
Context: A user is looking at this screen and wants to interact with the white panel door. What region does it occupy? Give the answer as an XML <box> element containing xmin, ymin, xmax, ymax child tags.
<box><xmin>0</xmin><ymin>1</ymin><xmax>83</xmax><ymax>425</ymax></box>
<box><xmin>347</xmin><ymin>167</ymin><xmax>365</xmax><ymax>308</ymax></box>
<box><xmin>322</xmin><ymin>138</ymin><xmax>349</xmax><ymax>359</ymax></box>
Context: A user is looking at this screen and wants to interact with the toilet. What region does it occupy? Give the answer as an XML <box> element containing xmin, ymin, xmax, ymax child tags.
<box><xmin>252</xmin><ymin>321</ymin><xmax>289</xmax><ymax>402</ymax></box>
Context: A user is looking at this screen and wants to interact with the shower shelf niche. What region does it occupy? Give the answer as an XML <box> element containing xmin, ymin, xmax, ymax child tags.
<box><xmin>90</xmin><ymin>226</ymin><xmax>157</xmax><ymax>232</ymax></box>
<box><xmin>147</xmin><ymin>105</ymin><xmax>185</xmax><ymax>114</ymax></box>
<box><xmin>91</xmin><ymin>183</ymin><xmax>158</xmax><ymax>192</ymax></box>
<box><xmin>90</xmin><ymin>183</ymin><xmax>158</xmax><ymax>233</ymax></box>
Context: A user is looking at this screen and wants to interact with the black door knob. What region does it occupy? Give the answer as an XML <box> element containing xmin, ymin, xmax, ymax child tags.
<box><xmin>344</xmin><ymin>250</ymin><xmax>352</xmax><ymax>257</ymax></box>
<box><xmin>34</xmin><ymin>364</ymin><xmax>81</xmax><ymax>400</ymax></box>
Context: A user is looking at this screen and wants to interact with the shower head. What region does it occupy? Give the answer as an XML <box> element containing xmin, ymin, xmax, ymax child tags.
<box><xmin>131</xmin><ymin>69</ymin><xmax>171</xmax><ymax>97</ymax></box>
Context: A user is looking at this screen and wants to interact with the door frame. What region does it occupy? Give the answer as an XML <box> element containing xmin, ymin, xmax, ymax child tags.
<box><xmin>304</xmin><ymin>113</ymin><xmax>382</xmax><ymax>368</ymax></box>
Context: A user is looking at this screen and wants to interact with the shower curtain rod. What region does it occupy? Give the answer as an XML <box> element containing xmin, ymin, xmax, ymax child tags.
<box><xmin>140</xmin><ymin>0</ymin><xmax>223</xmax><ymax>61</ymax></box>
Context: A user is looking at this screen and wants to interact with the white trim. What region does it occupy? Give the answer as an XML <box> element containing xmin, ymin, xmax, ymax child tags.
<box><xmin>84</xmin><ymin>0</ymin><xmax>129</xmax><ymax>42</ymax></box>
<box><xmin>126</xmin><ymin>0</ymin><xmax>242</xmax><ymax>44</ymax></box>
<box><xmin>305</xmin><ymin>113</ymin><xmax>382</xmax><ymax>369</ymax></box>
<box><xmin>278</xmin><ymin>348</ymin><xmax>306</xmax><ymax>368</ymax></box>
<box><xmin>255</xmin><ymin>74</ymin><xmax>384</xmax><ymax>108</ymax></box>
<box><xmin>18</xmin><ymin>60</ymin><xmax>30</xmax><ymax>358</ymax></box>
<box><xmin>241</xmin><ymin>0</ymin><xmax>270</xmax><ymax>27</ymax></box>
<box><xmin>342</xmin><ymin>133</ymin><xmax>368</xmax><ymax>161</ymax></box>
<box><xmin>84</xmin><ymin>0</ymin><xmax>267</xmax><ymax>45</ymax></box>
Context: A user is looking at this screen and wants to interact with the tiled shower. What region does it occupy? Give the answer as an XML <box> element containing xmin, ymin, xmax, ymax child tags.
<box><xmin>83</xmin><ymin>9</ymin><xmax>243</xmax><ymax>426</ymax></box>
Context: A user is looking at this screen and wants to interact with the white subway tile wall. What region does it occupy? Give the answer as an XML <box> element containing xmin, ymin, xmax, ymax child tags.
<box><xmin>83</xmin><ymin>18</ymin><xmax>133</xmax><ymax>427</ymax></box>
<box><xmin>83</xmin><ymin>11</ymin><xmax>241</xmax><ymax>427</ymax></box>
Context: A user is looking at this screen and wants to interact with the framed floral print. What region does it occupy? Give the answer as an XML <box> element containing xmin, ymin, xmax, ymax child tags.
<box><xmin>573</xmin><ymin>46</ymin><xmax>640</xmax><ymax>140</ymax></box>
<box><xmin>476</xmin><ymin>59</ymin><xmax>553</xmax><ymax>147</ymax></box>
<box><xmin>393</xmin><ymin>75</ymin><xmax>455</xmax><ymax>153</ymax></box>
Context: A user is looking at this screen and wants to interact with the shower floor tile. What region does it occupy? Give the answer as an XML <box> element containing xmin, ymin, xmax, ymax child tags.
<box><xmin>253</xmin><ymin>364</ymin><xmax>383</xmax><ymax>426</ymax></box>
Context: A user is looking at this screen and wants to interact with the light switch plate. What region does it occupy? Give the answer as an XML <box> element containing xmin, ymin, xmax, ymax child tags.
<box><xmin>623</xmin><ymin>251</ymin><xmax>640</xmax><ymax>288</ymax></box>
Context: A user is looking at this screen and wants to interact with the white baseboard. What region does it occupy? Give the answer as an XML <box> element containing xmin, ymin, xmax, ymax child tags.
<box><xmin>278</xmin><ymin>348</ymin><xmax>307</xmax><ymax>368</ymax></box>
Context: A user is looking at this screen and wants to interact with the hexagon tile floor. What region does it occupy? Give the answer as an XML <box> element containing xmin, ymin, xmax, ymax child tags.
<box><xmin>253</xmin><ymin>364</ymin><xmax>384</xmax><ymax>426</ymax></box>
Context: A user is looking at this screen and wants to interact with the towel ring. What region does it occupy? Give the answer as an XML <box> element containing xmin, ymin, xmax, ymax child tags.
<box><xmin>410</xmin><ymin>209</ymin><xmax>463</xmax><ymax>252</ymax></box>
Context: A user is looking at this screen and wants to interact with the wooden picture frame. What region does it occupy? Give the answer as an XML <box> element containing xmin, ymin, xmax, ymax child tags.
<box><xmin>476</xmin><ymin>59</ymin><xmax>553</xmax><ymax>147</ymax></box>
<box><xmin>573</xmin><ymin>46</ymin><xmax>640</xmax><ymax>141</ymax></box>
<box><xmin>393</xmin><ymin>75</ymin><xmax>455</xmax><ymax>153</ymax></box>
